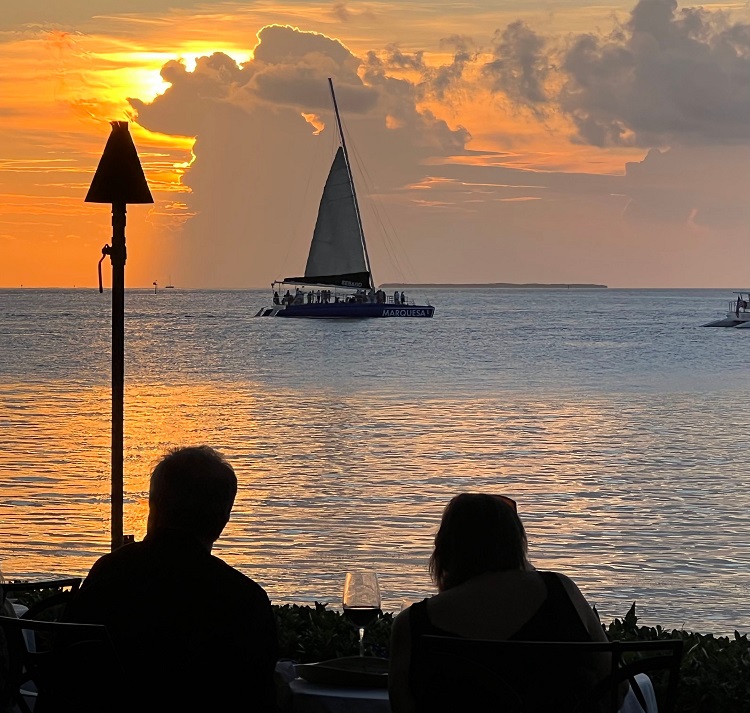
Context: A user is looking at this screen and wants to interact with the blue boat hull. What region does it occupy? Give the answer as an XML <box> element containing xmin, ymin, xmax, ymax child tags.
<box><xmin>257</xmin><ymin>303</ymin><xmax>434</xmax><ymax>318</ymax></box>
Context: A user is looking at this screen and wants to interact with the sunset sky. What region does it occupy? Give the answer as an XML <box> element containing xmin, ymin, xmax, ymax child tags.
<box><xmin>2</xmin><ymin>0</ymin><xmax>750</xmax><ymax>288</ymax></box>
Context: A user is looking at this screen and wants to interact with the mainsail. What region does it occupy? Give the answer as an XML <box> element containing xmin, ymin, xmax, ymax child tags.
<box><xmin>284</xmin><ymin>146</ymin><xmax>372</xmax><ymax>289</ymax></box>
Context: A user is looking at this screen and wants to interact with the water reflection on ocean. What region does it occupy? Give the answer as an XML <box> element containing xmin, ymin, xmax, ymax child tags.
<box><xmin>1</xmin><ymin>287</ymin><xmax>749</xmax><ymax>634</ymax></box>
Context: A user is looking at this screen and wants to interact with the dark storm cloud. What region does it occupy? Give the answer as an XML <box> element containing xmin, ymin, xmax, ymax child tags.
<box><xmin>476</xmin><ymin>0</ymin><xmax>750</xmax><ymax>147</ymax></box>
<box><xmin>483</xmin><ymin>21</ymin><xmax>550</xmax><ymax>106</ymax></box>
<box><xmin>379</xmin><ymin>45</ymin><xmax>427</xmax><ymax>71</ymax></box>
<box><xmin>128</xmin><ymin>53</ymin><xmax>245</xmax><ymax>137</ymax></box>
<box><xmin>132</xmin><ymin>24</ymin><xmax>468</xmax><ymax>157</ymax></box>
<box><xmin>367</xmin><ymin>35</ymin><xmax>475</xmax><ymax>102</ymax></box>
<box><xmin>559</xmin><ymin>0</ymin><xmax>750</xmax><ymax>146</ymax></box>
<box><xmin>431</xmin><ymin>35</ymin><xmax>476</xmax><ymax>100</ymax></box>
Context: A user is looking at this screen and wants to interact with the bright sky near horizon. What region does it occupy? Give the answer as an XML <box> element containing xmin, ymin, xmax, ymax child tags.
<box><xmin>2</xmin><ymin>0</ymin><xmax>750</xmax><ymax>288</ymax></box>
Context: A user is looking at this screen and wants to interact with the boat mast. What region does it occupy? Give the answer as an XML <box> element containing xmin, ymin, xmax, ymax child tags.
<box><xmin>328</xmin><ymin>77</ymin><xmax>374</xmax><ymax>289</ymax></box>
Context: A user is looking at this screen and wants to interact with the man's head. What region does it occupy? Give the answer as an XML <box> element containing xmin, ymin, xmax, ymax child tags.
<box><xmin>147</xmin><ymin>446</ymin><xmax>237</xmax><ymax>545</ymax></box>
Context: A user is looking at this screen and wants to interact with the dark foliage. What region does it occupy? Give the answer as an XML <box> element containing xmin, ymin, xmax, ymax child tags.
<box><xmin>606</xmin><ymin>603</ymin><xmax>750</xmax><ymax>713</ymax></box>
<box><xmin>275</xmin><ymin>603</ymin><xmax>393</xmax><ymax>662</ymax></box>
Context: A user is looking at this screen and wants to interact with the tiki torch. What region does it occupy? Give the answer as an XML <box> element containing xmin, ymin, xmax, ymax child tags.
<box><xmin>86</xmin><ymin>121</ymin><xmax>153</xmax><ymax>552</ymax></box>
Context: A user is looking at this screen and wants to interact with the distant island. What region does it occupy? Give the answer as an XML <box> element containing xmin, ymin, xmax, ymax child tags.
<box><xmin>380</xmin><ymin>282</ymin><xmax>607</xmax><ymax>289</ymax></box>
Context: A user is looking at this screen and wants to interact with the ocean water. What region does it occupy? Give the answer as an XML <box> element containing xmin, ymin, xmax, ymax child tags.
<box><xmin>1</xmin><ymin>287</ymin><xmax>749</xmax><ymax>634</ymax></box>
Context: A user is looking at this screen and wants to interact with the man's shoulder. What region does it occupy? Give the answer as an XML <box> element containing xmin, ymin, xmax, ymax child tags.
<box><xmin>207</xmin><ymin>554</ymin><xmax>269</xmax><ymax>600</ymax></box>
<box><xmin>77</xmin><ymin>539</ymin><xmax>271</xmax><ymax>612</ymax></box>
<box><xmin>84</xmin><ymin>541</ymin><xmax>146</xmax><ymax>577</ymax></box>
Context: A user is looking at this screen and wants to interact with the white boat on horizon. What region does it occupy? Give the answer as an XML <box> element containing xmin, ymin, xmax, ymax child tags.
<box><xmin>255</xmin><ymin>79</ymin><xmax>434</xmax><ymax>319</ymax></box>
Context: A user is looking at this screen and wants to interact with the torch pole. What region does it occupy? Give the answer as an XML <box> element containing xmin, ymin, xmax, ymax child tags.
<box><xmin>86</xmin><ymin>121</ymin><xmax>152</xmax><ymax>551</ymax></box>
<box><xmin>110</xmin><ymin>202</ymin><xmax>126</xmax><ymax>552</ymax></box>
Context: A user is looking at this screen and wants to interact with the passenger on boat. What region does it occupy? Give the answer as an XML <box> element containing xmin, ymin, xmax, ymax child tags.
<box><xmin>389</xmin><ymin>493</ymin><xmax>632</xmax><ymax>713</ymax></box>
<box><xmin>283</xmin><ymin>290</ymin><xmax>292</xmax><ymax>305</ymax></box>
<box><xmin>400</xmin><ymin>291</ymin><xmax>407</xmax><ymax>305</ymax></box>
<box><xmin>393</xmin><ymin>290</ymin><xmax>400</xmax><ymax>304</ymax></box>
<box><xmin>273</xmin><ymin>291</ymin><xmax>280</xmax><ymax>305</ymax></box>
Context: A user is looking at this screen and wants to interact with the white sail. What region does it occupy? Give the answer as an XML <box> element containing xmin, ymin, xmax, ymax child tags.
<box><xmin>302</xmin><ymin>146</ymin><xmax>371</xmax><ymax>287</ymax></box>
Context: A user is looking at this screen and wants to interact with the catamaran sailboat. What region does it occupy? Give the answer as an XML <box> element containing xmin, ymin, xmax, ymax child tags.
<box><xmin>255</xmin><ymin>79</ymin><xmax>434</xmax><ymax>319</ymax></box>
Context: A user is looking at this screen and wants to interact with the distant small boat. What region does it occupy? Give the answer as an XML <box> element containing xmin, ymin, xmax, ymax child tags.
<box><xmin>165</xmin><ymin>276</ymin><xmax>175</xmax><ymax>289</ymax></box>
<box><xmin>255</xmin><ymin>79</ymin><xmax>434</xmax><ymax>319</ymax></box>
<box><xmin>702</xmin><ymin>292</ymin><xmax>750</xmax><ymax>327</ymax></box>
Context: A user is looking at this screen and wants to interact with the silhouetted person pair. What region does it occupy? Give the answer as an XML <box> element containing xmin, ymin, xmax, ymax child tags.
<box><xmin>64</xmin><ymin>446</ymin><xmax>278</xmax><ymax>712</ymax></box>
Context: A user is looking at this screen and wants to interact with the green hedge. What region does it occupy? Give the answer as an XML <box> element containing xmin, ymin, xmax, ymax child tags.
<box><xmin>276</xmin><ymin>602</ymin><xmax>750</xmax><ymax>713</ymax></box>
<box><xmin>275</xmin><ymin>602</ymin><xmax>393</xmax><ymax>662</ymax></box>
<box><xmin>605</xmin><ymin>604</ymin><xmax>750</xmax><ymax>713</ymax></box>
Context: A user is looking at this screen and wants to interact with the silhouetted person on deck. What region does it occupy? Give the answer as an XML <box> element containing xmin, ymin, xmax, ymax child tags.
<box><xmin>64</xmin><ymin>446</ymin><xmax>279</xmax><ymax>713</ymax></box>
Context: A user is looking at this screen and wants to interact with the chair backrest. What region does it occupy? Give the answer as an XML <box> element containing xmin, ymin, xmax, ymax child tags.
<box><xmin>1</xmin><ymin>578</ymin><xmax>82</xmax><ymax>624</ymax></box>
<box><xmin>2</xmin><ymin>578</ymin><xmax>82</xmax><ymax>603</ymax></box>
<box><xmin>416</xmin><ymin>635</ymin><xmax>683</xmax><ymax>713</ymax></box>
<box><xmin>0</xmin><ymin>614</ymin><xmax>120</xmax><ymax>713</ymax></box>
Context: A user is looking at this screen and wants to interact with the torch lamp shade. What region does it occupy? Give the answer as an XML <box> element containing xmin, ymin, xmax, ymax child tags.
<box><xmin>85</xmin><ymin>121</ymin><xmax>154</xmax><ymax>204</ymax></box>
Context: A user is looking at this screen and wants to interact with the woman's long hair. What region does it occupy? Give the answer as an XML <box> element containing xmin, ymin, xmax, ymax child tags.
<box><xmin>429</xmin><ymin>493</ymin><xmax>527</xmax><ymax>592</ymax></box>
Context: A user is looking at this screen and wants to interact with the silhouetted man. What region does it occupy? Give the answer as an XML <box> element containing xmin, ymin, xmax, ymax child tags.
<box><xmin>64</xmin><ymin>446</ymin><xmax>278</xmax><ymax>712</ymax></box>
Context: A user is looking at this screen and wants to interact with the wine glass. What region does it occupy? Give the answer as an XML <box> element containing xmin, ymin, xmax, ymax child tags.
<box><xmin>342</xmin><ymin>571</ymin><xmax>382</xmax><ymax>657</ymax></box>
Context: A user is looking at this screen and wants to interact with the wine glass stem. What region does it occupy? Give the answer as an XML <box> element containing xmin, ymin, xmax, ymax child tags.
<box><xmin>358</xmin><ymin>627</ymin><xmax>365</xmax><ymax>657</ymax></box>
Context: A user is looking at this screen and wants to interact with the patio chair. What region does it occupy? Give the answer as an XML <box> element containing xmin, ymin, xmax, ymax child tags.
<box><xmin>415</xmin><ymin>635</ymin><xmax>683</xmax><ymax>713</ymax></box>
<box><xmin>0</xmin><ymin>614</ymin><xmax>121</xmax><ymax>713</ymax></box>
<box><xmin>2</xmin><ymin>578</ymin><xmax>82</xmax><ymax>617</ymax></box>
<box><xmin>1</xmin><ymin>578</ymin><xmax>81</xmax><ymax>604</ymax></box>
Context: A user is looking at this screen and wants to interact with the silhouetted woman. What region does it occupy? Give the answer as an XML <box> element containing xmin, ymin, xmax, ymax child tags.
<box><xmin>389</xmin><ymin>494</ymin><xmax>649</xmax><ymax>713</ymax></box>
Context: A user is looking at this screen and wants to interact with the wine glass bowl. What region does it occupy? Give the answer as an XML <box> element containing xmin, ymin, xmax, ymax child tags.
<box><xmin>342</xmin><ymin>571</ymin><xmax>382</xmax><ymax>657</ymax></box>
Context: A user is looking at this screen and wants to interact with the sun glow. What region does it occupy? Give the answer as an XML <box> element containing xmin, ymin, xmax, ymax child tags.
<box><xmin>176</xmin><ymin>49</ymin><xmax>251</xmax><ymax>72</ymax></box>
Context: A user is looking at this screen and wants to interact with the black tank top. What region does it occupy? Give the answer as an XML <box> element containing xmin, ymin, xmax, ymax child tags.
<box><xmin>407</xmin><ymin>572</ymin><xmax>596</xmax><ymax>710</ymax></box>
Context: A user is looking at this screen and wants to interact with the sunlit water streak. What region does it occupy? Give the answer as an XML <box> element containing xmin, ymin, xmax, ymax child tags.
<box><xmin>1</xmin><ymin>287</ymin><xmax>749</xmax><ymax>634</ymax></box>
